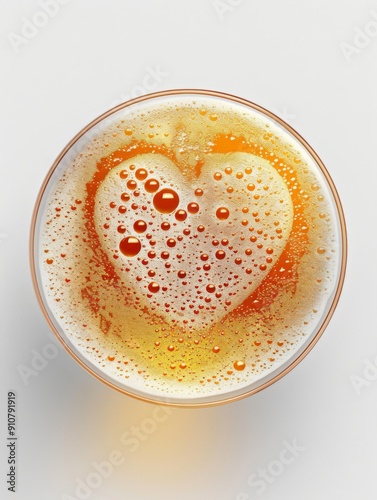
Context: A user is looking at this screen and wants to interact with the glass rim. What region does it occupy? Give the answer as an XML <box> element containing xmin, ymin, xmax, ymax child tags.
<box><xmin>30</xmin><ymin>88</ymin><xmax>348</xmax><ymax>408</ymax></box>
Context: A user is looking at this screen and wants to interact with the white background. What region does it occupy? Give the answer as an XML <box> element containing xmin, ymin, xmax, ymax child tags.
<box><xmin>1</xmin><ymin>1</ymin><xmax>377</xmax><ymax>499</ymax></box>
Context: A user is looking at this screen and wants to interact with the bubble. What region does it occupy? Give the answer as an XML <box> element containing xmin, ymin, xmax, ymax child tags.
<box><xmin>212</xmin><ymin>346</ymin><xmax>220</xmax><ymax>353</ymax></box>
<box><xmin>148</xmin><ymin>282</ymin><xmax>160</xmax><ymax>293</ymax></box>
<box><xmin>180</xmin><ymin>362</ymin><xmax>187</xmax><ymax>369</ymax></box>
<box><xmin>124</xmin><ymin>128</ymin><xmax>133</xmax><ymax>136</ymax></box>
<box><xmin>317</xmin><ymin>247</ymin><xmax>326</xmax><ymax>254</ymax></box>
<box><xmin>134</xmin><ymin>220</ymin><xmax>147</xmax><ymax>233</ymax></box>
<box><xmin>153</xmin><ymin>188</ymin><xmax>180</xmax><ymax>213</ymax></box>
<box><xmin>167</xmin><ymin>238</ymin><xmax>176</xmax><ymax>248</ymax></box>
<box><xmin>119</xmin><ymin>236</ymin><xmax>141</xmax><ymax>257</ymax></box>
<box><xmin>197</xmin><ymin>225</ymin><xmax>205</xmax><ymax>232</ymax></box>
<box><xmin>161</xmin><ymin>222</ymin><xmax>171</xmax><ymax>231</ymax></box>
<box><xmin>215</xmin><ymin>250</ymin><xmax>226</xmax><ymax>260</ymax></box>
<box><xmin>144</xmin><ymin>179</ymin><xmax>160</xmax><ymax>193</ymax></box>
<box><xmin>167</xmin><ymin>345</ymin><xmax>175</xmax><ymax>351</ymax></box>
<box><xmin>216</xmin><ymin>207</ymin><xmax>229</xmax><ymax>220</ymax></box>
<box><xmin>119</xmin><ymin>170</ymin><xmax>128</xmax><ymax>179</ymax></box>
<box><xmin>235</xmin><ymin>258</ymin><xmax>242</xmax><ymax>265</ymax></box>
<box><xmin>266</xmin><ymin>247</ymin><xmax>274</xmax><ymax>254</ymax></box>
<box><xmin>46</xmin><ymin>258</ymin><xmax>53</xmax><ymax>264</ymax></box>
<box><xmin>121</xmin><ymin>192</ymin><xmax>130</xmax><ymax>202</ymax></box>
<box><xmin>247</xmin><ymin>183</ymin><xmax>255</xmax><ymax>191</ymax></box>
<box><xmin>225</xmin><ymin>166</ymin><xmax>232</xmax><ymax>174</ymax></box>
<box><xmin>178</xmin><ymin>271</ymin><xmax>186</xmax><ymax>279</ymax></box>
<box><xmin>148</xmin><ymin>250</ymin><xmax>156</xmax><ymax>258</ymax></box>
<box><xmin>206</xmin><ymin>284</ymin><xmax>216</xmax><ymax>293</ymax></box>
<box><xmin>127</xmin><ymin>180</ymin><xmax>137</xmax><ymax>190</ymax></box>
<box><xmin>135</xmin><ymin>168</ymin><xmax>148</xmax><ymax>180</ymax></box>
<box><xmin>175</xmin><ymin>209</ymin><xmax>187</xmax><ymax>221</ymax></box>
<box><xmin>118</xmin><ymin>206</ymin><xmax>127</xmax><ymax>214</ymax></box>
<box><xmin>161</xmin><ymin>251</ymin><xmax>170</xmax><ymax>259</ymax></box>
<box><xmin>117</xmin><ymin>225</ymin><xmax>126</xmax><ymax>234</ymax></box>
<box><xmin>234</xmin><ymin>361</ymin><xmax>246</xmax><ymax>371</ymax></box>
<box><xmin>214</xmin><ymin>172</ymin><xmax>222</xmax><ymax>181</ymax></box>
<box><xmin>200</xmin><ymin>254</ymin><xmax>209</xmax><ymax>261</ymax></box>
<box><xmin>195</xmin><ymin>188</ymin><xmax>204</xmax><ymax>196</ymax></box>
<box><xmin>187</xmin><ymin>202</ymin><xmax>199</xmax><ymax>214</ymax></box>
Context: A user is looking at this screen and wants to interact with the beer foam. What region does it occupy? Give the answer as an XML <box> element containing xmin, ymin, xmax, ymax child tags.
<box><xmin>37</xmin><ymin>95</ymin><xmax>341</xmax><ymax>402</ymax></box>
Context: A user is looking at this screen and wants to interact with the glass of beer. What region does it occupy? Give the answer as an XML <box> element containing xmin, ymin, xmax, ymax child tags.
<box><xmin>30</xmin><ymin>90</ymin><xmax>347</xmax><ymax>406</ymax></box>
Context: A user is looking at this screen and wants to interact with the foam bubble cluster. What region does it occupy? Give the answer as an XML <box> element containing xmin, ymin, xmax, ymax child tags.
<box><xmin>39</xmin><ymin>96</ymin><xmax>339</xmax><ymax>400</ymax></box>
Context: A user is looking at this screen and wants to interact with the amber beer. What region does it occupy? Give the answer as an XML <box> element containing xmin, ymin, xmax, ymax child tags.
<box><xmin>31</xmin><ymin>91</ymin><xmax>346</xmax><ymax>405</ymax></box>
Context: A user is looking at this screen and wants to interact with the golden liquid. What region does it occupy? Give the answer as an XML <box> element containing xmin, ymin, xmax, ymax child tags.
<box><xmin>41</xmin><ymin>96</ymin><xmax>338</xmax><ymax>399</ymax></box>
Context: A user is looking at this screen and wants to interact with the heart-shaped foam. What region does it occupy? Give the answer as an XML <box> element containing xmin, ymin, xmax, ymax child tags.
<box><xmin>94</xmin><ymin>152</ymin><xmax>293</xmax><ymax>330</ymax></box>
